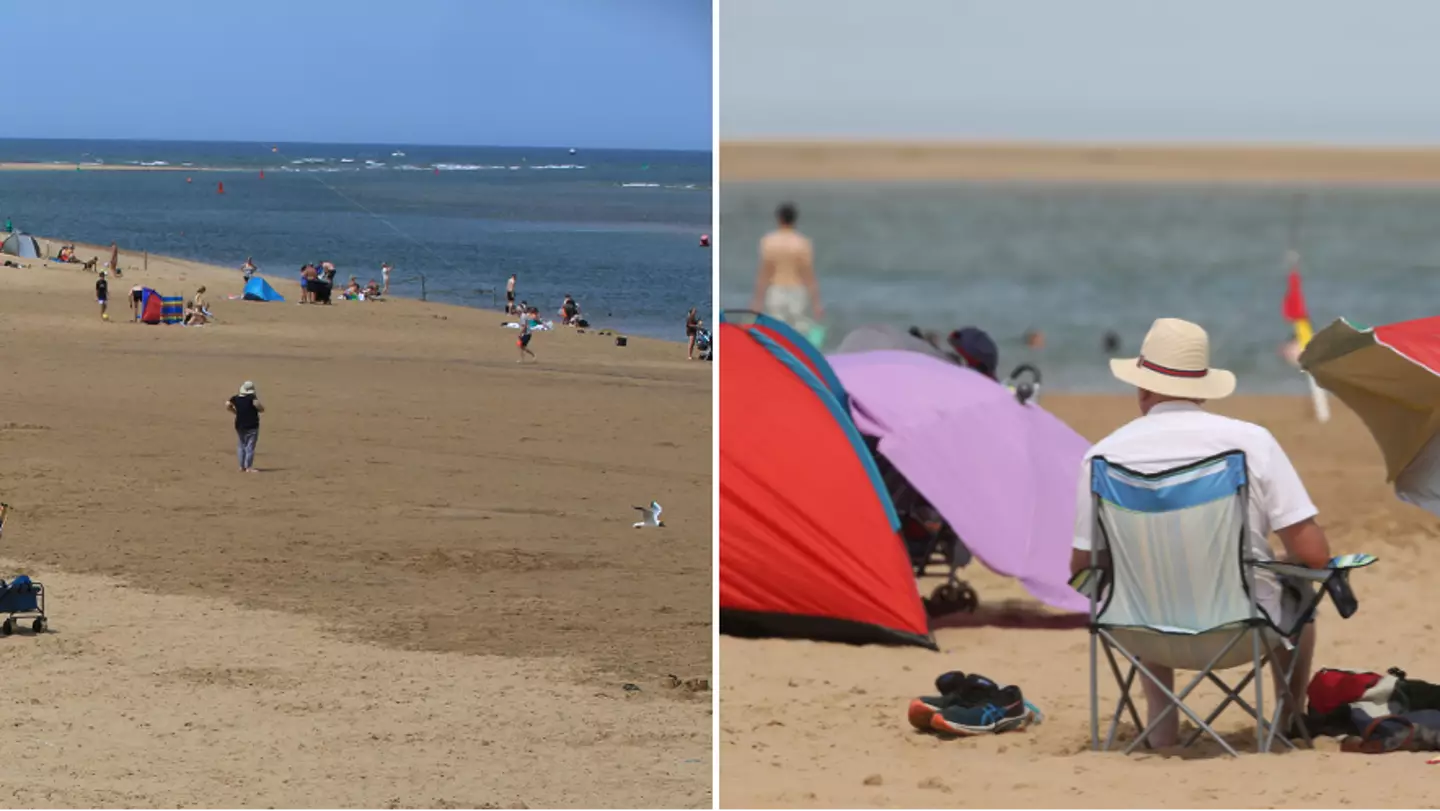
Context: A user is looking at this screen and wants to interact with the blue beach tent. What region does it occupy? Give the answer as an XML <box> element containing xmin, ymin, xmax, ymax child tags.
<box><xmin>243</xmin><ymin>276</ymin><xmax>285</xmax><ymax>302</ymax></box>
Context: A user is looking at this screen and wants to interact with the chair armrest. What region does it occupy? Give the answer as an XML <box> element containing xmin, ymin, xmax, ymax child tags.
<box><xmin>1069</xmin><ymin>568</ymin><xmax>1105</xmax><ymax>601</ymax></box>
<box><xmin>1253</xmin><ymin>553</ymin><xmax>1378</xmax><ymax>580</ymax></box>
<box><xmin>1251</xmin><ymin>554</ymin><xmax>1378</xmax><ymax>621</ymax></box>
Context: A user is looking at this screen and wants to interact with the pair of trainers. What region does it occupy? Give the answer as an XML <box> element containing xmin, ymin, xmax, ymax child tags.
<box><xmin>907</xmin><ymin>671</ymin><xmax>1038</xmax><ymax>736</ymax></box>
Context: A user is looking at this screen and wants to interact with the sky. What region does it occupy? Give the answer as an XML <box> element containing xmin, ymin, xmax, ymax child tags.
<box><xmin>721</xmin><ymin>0</ymin><xmax>1440</xmax><ymax>144</ymax></box>
<box><xmin>4</xmin><ymin>0</ymin><xmax>712</xmax><ymax>150</ymax></box>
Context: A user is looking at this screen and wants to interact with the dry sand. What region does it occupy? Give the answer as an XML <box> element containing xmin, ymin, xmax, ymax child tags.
<box><xmin>719</xmin><ymin>394</ymin><xmax>1440</xmax><ymax>808</ymax></box>
<box><xmin>720</xmin><ymin>140</ymin><xmax>1440</xmax><ymax>184</ymax></box>
<box><xmin>0</xmin><ymin>245</ymin><xmax>711</xmax><ymax>807</ymax></box>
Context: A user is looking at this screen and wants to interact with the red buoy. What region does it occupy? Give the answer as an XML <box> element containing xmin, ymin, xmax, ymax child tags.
<box><xmin>186</xmin><ymin>177</ymin><xmax>192</xmax><ymax>183</ymax></box>
<box><xmin>217</xmin><ymin>182</ymin><xmax>225</xmax><ymax>194</ymax></box>
<box><xmin>699</xmin><ymin>234</ymin><xmax>711</xmax><ymax>248</ymax></box>
<box><xmin>259</xmin><ymin>170</ymin><xmax>265</xmax><ymax>179</ymax></box>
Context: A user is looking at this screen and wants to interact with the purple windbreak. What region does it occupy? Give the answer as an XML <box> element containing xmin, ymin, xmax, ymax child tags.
<box><xmin>829</xmin><ymin>350</ymin><xmax>1090</xmax><ymax>613</ymax></box>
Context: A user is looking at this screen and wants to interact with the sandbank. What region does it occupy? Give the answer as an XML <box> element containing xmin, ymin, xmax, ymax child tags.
<box><xmin>720</xmin><ymin>140</ymin><xmax>1440</xmax><ymax>184</ymax></box>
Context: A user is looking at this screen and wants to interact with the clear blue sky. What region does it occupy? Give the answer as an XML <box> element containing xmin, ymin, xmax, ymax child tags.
<box><xmin>722</xmin><ymin>0</ymin><xmax>1440</xmax><ymax>144</ymax></box>
<box><xmin>6</xmin><ymin>0</ymin><xmax>712</xmax><ymax>150</ymax></box>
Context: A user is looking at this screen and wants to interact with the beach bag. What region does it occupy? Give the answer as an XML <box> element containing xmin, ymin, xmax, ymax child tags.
<box><xmin>1309</xmin><ymin>668</ymin><xmax>1382</xmax><ymax>715</ymax></box>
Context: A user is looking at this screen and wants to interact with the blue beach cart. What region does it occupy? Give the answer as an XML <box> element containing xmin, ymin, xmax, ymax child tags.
<box><xmin>0</xmin><ymin>505</ymin><xmax>47</xmax><ymax>635</ymax></box>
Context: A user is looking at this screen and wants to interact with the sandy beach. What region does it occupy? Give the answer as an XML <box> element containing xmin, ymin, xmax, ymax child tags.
<box><xmin>720</xmin><ymin>393</ymin><xmax>1440</xmax><ymax>808</ymax></box>
<box><xmin>720</xmin><ymin>141</ymin><xmax>1440</xmax><ymax>184</ymax></box>
<box><xmin>0</xmin><ymin>245</ymin><xmax>711</xmax><ymax>807</ymax></box>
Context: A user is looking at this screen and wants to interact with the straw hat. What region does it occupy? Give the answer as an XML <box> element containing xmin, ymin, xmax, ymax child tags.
<box><xmin>1110</xmin><ymin>318</ymin><xmax>1235</xmax><ymax>400</ymax></box>
<box><xmin>239</xmin><ymin>381</ymin><xmax>257</xmax><ymax>396</ymax></box>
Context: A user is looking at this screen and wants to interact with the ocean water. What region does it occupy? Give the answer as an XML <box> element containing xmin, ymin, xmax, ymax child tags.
<box><xmin>0</xmin><ymin>139</ymin><xmax>712</xmax><ymax>340</ymax></box>
<box><xmin>719</xmin><ymin>182</ymin><xmax>1440</xmax><ymax>392</ymax></box>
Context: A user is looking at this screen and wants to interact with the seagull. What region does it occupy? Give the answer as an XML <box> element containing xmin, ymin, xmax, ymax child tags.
<box><xmin>632</xmin><ymin>501</ymin><xmax>664</xmax><ymax>529</ymax></box>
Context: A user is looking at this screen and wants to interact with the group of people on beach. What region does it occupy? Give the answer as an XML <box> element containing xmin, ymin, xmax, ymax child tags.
<box><xmin>294</xmin><ymin>260</ymin><xmax>388</xmax><ymax>304</ymax></box>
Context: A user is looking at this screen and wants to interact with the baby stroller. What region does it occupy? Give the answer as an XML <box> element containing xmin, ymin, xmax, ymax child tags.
<box><xmin>694</xmin><ymin>327</ymin><xmax>713</xmax><ymax>361</ymax></box>
<box><xmin>863</xmin><ymin>438</ymin><xmax>979</xmax><ymax>616</ymax></box>
<box><xmin>859</xmin><ymin>364</ymin><xmax>1046</xmax><ymax>617</ymax></box>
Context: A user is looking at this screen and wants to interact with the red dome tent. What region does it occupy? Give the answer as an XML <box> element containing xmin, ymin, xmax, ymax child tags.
<box><xmin>719</xmin><ymin>315</ymin><xmax>935</xmax><ymax>649</ymax></box>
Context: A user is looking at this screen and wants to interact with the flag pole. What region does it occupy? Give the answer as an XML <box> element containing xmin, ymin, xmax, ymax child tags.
<box><xmin>1285</xmin><ymin>194</ymin><xmax>1330</xmax><ymax>423</ymax></box>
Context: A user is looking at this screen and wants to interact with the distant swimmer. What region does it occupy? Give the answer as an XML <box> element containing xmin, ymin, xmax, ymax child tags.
<box><xmin>1024</xmin><ymin>329</ymin><xmax>1046</xmax><ymax>350</ymax></box>
<box><xmin>750</xmin><ymin>202</ymin><xmax>821</xmax><ymax>332</ymax></box>
<box><xmin>1103</xmin><ymin>330</ymin><xmax>1121</xmax><ymax>354</ymax></box>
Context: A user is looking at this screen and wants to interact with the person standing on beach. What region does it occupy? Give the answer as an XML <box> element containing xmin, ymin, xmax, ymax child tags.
<box><xmin>241</xmin><ymin>257</ymin><xmax>256</xmax><ymax>281</ymax></box>
<box><xmin>686</xmin><ymin>307</ymin><xmax>702</xmax><ymax>360</ymax></box>
<box><xmin>95</xmin><ymin>271</ymin><xmax>110</xmax><ymax>321</ymax></box>
<box><xmin>506</xmin><ymin>274</ymin><xmax>517</xmax><ymax>314</ymax></box>
<box><xmin>226</xmin><ymin>381</ymin><xmax>264</xmax><ymax>473</ymax></box>
<box><xmin>381</xmin><ymin>262</ymin><xmax>392</xmax><ymax>296</ymax></box>
<box><xmin>750</xmin><ymin>202</ymin><xmax>822</xmax><ymax>331</ymax></box>
<box><xmin>517</xmin><ymin>321</ymin><xmax>535</xmax><ymax>363</ymax></box>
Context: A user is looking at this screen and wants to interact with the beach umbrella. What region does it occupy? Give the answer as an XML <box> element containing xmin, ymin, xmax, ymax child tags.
<box><xmin>827</xmin><ymin>350</ymin><xmax>1091</xmax><ymax>612</ymax></box>
<box><xmin>1301</xmin><ymin>316</ymin><xmax>1440</xmax><ymax>516</ymax></box>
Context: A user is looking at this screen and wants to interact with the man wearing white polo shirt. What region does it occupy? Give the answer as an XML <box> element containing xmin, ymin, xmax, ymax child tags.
<box><xmin>1071</xmin><ymin>317</ymin><xmax>1334</xmax><ymax>749</ymax></box>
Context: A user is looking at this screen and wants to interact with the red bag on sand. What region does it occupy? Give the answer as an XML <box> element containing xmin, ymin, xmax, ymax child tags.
<box><xmin>1309</xmin><ymin>668</ymin><xmax>1382</xmax><ymax>715</ymax></box>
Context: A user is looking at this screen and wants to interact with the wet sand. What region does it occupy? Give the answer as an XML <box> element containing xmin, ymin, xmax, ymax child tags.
<box><xmin>720</xmin><ymin>393</ymin><xmax>1438</xmax><ymax>808</ymax></box>
<box><xmin>0</xmin><ymin>244</ymin><xmax>712</xmax><ymax>807</ymax></box>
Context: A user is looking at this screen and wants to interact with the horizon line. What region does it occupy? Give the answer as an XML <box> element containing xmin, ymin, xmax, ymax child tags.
<box><xmin>0</xmin><ymin>135</ymin><xmax>712</xmax><ymax>154</ymax></box>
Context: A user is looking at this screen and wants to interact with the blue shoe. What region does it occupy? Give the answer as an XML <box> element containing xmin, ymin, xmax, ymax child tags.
<box><xmin>929</xmin><ymin>685</ymin><xmax>1029</xmax><ymax>735</ymax></box>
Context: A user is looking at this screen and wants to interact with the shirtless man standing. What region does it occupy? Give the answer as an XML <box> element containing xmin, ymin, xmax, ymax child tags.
<box><xmin>750</xmin><ymin>202</ymin><xmax>821</xmax><ymax>332</ymax></box>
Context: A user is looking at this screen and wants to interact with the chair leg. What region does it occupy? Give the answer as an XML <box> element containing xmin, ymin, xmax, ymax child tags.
<box><xmin>1181</xmin><ymin>669</ymin><xmax>1260</xmax><ymax>749</ymax></box>
<box><xmin>1253</xmin><ymin>627</ymin><xmax>1266</xmax><ymax>753</ymax></box>
<box><xmin>1090</xmin><ymin>629</ymin><xmax>1099</xmax><ymax>751</ymax></box>
<box><xmin>1103</xmin><ymin>629</ymin><xmax>1245</xmax><ymax>757</ymax></box>
<box><xmin>1101</xmin><ymin>641</ymin><xmax>1145</xmax><ymax>750</ymax></box>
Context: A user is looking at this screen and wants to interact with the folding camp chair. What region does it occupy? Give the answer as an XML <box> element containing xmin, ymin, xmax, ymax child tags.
<box><xmin>1073</xmin><ymin>451</ymin><xmax>1376</xmax><ymax>756</ymax></box>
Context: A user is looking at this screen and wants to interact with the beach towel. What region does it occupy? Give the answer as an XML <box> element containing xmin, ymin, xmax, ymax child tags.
<box><xmin>503</xmin><ymin>321</ymin><xmax>553</xmax><ymax>331</ymax></box>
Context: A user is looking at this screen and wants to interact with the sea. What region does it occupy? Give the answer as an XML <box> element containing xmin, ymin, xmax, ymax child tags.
<box><xmin>720</xmin><ymin>181</ymin><xmax>1440</xmax><ymax>392</ymax></box>
<box><xmin>0</xmin><ymin>139</ymin><xmax>712</xmax><ymax>341</ymax></box>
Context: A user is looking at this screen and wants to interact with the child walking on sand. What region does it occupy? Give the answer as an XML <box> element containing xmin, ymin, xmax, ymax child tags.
<box><xmin>226</xmin><ymin>381</ymin><xmax>265</xmax><ymax>473</ymax></box>
<box><xmin>517</xmin><ymin>321</ymin><xmax>535</xmax><ymax>363</ymax></box>
<box><xmin>96</xmin><ymin>271</ymin><xmax>109</xmax><ymax>321</ymax></box>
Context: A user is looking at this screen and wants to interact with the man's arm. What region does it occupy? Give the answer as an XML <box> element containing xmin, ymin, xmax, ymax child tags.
<box><xmin>1261</xmin><ymin>432</ymin><xmax>1330</xmax><ymax>569</ymax></box>
<box><xmin>226</xmin><ymin>402</ymin><xmax>236</xmax><ymax>413</ymax></box>
<box><xmin>1275</xmin><ymin>518</ymin><xmax>1332</xmax><ymax>570</ymax></box>
<box><xmin>255</xmin><ymin>401</ymin><xmax>265</xmax><ymax>413</ymax></box>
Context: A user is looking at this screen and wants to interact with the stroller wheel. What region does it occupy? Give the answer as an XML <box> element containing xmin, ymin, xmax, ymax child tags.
<box><xmin>31</xmin><ymin>618</ymin><xmax>45</xmax><ymax>634</ymax></box>
<box><xmin>1</xmin><ymin>619</ymin><xmax>13</xmax><ymax>636</ymax></box>
<box><xmin>927</xmin><ymin>581</ymin><xmax>979</xmax><ymax>615</ymax></box>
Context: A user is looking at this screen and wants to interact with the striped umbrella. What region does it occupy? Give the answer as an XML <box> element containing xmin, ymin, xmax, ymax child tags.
<box><xmin>1300</xmin><ymin>316</ymin><xmax>1440</xmax><ymax>515</ymax></box>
